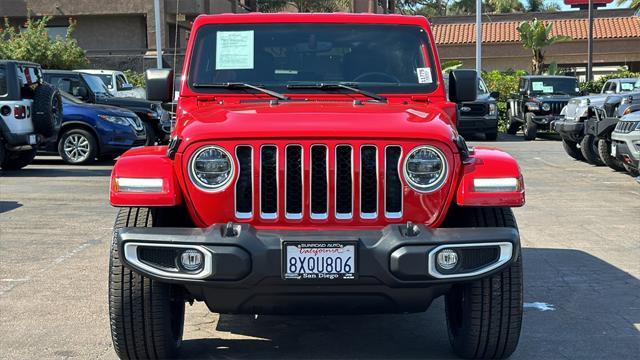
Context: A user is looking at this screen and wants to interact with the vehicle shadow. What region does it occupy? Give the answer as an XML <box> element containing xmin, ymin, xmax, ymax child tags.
<box><xmin>0</xmin><ymin>201</ymin><xmax>22</xmax><ymax>214</ymax></box>
<box><xmin>0</xmin><ymin>158</ymin><xmax>113</xmax><ymax>177</ymax></box>
<box><xmin>178</xmin><ymin>248</ymin><xmax>640</xmax><ymax>359</ymax></box>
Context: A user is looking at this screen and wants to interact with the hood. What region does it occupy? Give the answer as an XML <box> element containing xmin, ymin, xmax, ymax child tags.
<box><xmin>67</xmin><ymin>102</ymin><xmax>137</xmax><ymax>116</ymax></box>
<box><xmin>95</xmin><ymin>96</ymin><xmax>157</xmax><ymax>109</ymax></box>
<box><xmin>176</xmin><ymin>100</ymin><xmax>458</xmax><ymax>152</ymax></box>
<box><xmin>568</xmin><ymin>93</ymin><xmax>609</xmax><ymax>107</ymax></box>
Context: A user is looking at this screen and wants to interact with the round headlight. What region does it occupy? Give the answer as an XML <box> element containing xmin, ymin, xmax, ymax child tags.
<box><xmin>541</xmin><ymin>103</ymin><xmax>551</xmax><ymax>111</ymax></box>
<box><xmin>189</xmin><ymin>146</ymin><xmax>234</xmax><ymax>191</ymax></box>
<box><xmin>403</xmin><ymin>146</ymin><xmax>447</xmax><ymax>192</ymax></box>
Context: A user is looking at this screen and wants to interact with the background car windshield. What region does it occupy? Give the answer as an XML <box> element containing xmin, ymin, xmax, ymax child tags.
<box><xmin>82</xmin><ymin>74</ymin><xmax>110</xmax><ymax>95</ymax></box>
<box><xmin>188</xmin><ymin>24</ymin><xmax>437</xmax><ymax>94</ymax></box>
<box><xmin>478</xmin><ymin>78</ymin><xmax>489</xmax><ymax>94</ymax></box>
<box><xmin>60</xmin><ymin>90</ymin><xmax>84</xmax><ymax>104</ymax></box>
<box><xmin>529</xmin><ymin>78</ymin><xmax>579</xmax><ymax>95</ymax></box>
<box><xmin>94</xmin><ymin>74</ymin><xmax>114</xmax><ymax>88</ymax></box>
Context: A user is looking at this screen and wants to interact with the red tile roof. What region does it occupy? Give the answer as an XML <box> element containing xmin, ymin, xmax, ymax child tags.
<box><xmin>432</xmin><ymin>16</ymin><xmax>640</xmax><ymax>45</ymax></box>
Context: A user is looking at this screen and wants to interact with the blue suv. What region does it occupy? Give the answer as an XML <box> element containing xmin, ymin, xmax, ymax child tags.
<box><xmin>39</xmin><ymin>91</ymin><xmax>146</xmax><ymax>164</ymax></box>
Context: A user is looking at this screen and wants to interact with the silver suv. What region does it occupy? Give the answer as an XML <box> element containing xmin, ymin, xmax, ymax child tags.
<box><xmin>611</xmin><ymin>111</ymin><xmax>640</xmax><ymax>176</ymax></box>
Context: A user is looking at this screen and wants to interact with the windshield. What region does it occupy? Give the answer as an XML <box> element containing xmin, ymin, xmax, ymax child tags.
<box><xmin>94</xmin><ymin>74</ymin><xmax>114</xmax><ymax>89</ymax></box>
<box><xmin>478</xmin><ymin>78</ymin><xmax>489</xmax><ymax>94</ymax></box>
<box><xmin>82</xmin><ymin>74</ymin><xmax>111</xmax><ymax>96</ymax></box>
<box><xmin>60</xmin><ymin>90</ymin><xmax>83</xmax><ymax>104</ymax></box>
<box><xmin>529</xmin><ymin>78</ymin><xmax>579</xmax><ymax>95</ymax></box>
<box><xmin>188</xmin><ymin>24</ymin><xmax>437</xmax><ymax>95</ymax></box>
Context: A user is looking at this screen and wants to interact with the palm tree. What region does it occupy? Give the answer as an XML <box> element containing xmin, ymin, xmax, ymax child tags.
<box><xmin>617</xmin><ymin>0</ymin><xmax>640</xmax><ymax>9</ymax></box>
<box><xmin>517</xmin><ymin>18</ymin><xmax>571</xmax><ymax>74</ymax></box>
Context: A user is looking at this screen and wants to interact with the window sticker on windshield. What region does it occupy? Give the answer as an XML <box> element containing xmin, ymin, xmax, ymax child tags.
<box><xmin>621</xmin><ymin>83</ymin><xmax>633</xmax><ymax>91</ymax></box>
<box><xmin>531</xmin><ymin>82</ymin><xmax>544</xmax><ymax>91</ymax></box>
<box><xmin>215</xmin><ymin>31</ymin><xmax>254</xmax><ymax>70</ymax></box>
<box><xmin>542</xmin><ymin>86</ymin><xmax>554</xmax><ymax>93</ymax></box>
<box><xmin>417</xmin><ymin>67</ymin><xmax>432</xmax><ymax>84</ymax></box>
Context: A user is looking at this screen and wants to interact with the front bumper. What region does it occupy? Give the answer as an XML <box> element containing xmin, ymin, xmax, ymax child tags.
<box><xmin>585</xmin><ymin>117</ymin><xmax>619</xmax><ymax>139</ymax></box>
<box><xmin>612</xmin><ymin>131</ymin><xmax>640</xmax><ymax>170</ymax></box>
<box><xmin>531</xmin><ymin>114</ymin><xmax>560</xmax><ymax>128</ymax></box>
<box><xmin>457</xmin><ymin>116</ymin><xmax>498</xmax><ymax>134</ymax></box>
<box><xmin>552</xmin><ymin>117</ymin><xmax>584</xmax><ymax>141</ymax></box>
<box><xmin>116</xmin><ymin>224</ymin><xmax>520</xmax><ymax>314</ymax></box>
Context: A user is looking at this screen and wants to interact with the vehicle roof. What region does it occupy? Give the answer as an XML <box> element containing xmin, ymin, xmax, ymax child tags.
<box><xmin>192</xmin><ymin>12</ymin><xmax>430</xmax><ymax>28</ymax></box>
<box><xmin>78</xmin><ymin>69</ymin><xmax>122</xmax><ymax>75</ymax></box>
<box><xmin>0</xmin><ymin>60</ymin><xmax>41</xmax><ymax>67</ymax></box>
<box><xmin>43</xmin><ymin>69</ymin><xmax>78</xmax><ymax>75</ymax></box>
<box><xmin>605</xmin><ymin>78</ymin><xmax>638</xmax><ymax>82</ymax></box>
<box><xmin>521</xmin><ymin>75</ymin><xmax>577</xmax><ymax>79</ymax></box>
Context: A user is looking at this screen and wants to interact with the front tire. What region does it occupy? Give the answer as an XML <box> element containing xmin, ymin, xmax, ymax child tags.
<box><xmin>597</xmin><ymin>139</ymin><xmax>625</xmax><ymax>171</ymax></box>
<box><xmin>580</xmin><ymin>134</ymin><xmax>604</xmax><ymax>166</ymax></box>
<box><xmin>0</xmin><ymin>147</ymin><xmax>37</xmax><ymax>170</ymax></box>
<box><xmin>523</xmin><ymin>113</ymin><xmax>537</xmax><ymax>140</ymax></box>
<box><xmin>58</xmin><ymin>128</ymin><xmax>97</xmax><ymax>164</ymax></box>
<box><xmin>444</xmin><ymin>207</ymin><xmax>523</xmax><ymax>359</ymax></box>
<box><xmin>506</xmin><ymin>110</ymin><xmax>519</xmax><ymax>135</ymax></box>
<box><xmin>562</xmin><ymin>138</ymin><xmax>584</xmax><ymax>161</ymax></box>
<box><xmin>109</xmin><ymin>207</ymin><xmax>185</xmax><ymax>360</ymax></box>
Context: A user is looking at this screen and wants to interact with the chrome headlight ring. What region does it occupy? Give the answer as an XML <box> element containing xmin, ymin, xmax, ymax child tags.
<box><xmin>188</xmin><ymin>145</ymin><xmax>234</xmax><ymax>192</ymax></box>
<box><xmin>402</xmin><ymin>145</ymin><xmax>448</xmax><ymax>193</ymax></box>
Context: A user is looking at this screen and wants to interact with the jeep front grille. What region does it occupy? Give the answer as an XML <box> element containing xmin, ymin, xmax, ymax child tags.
<box><xmin>233</xmin><ymin>143</ymin><xmax>404</xmax><ymax>221</ymax></box>
<box><xmin>547</xmin><ymin>101</ymin><xmax>567</xmax><ymax>115</ymax></box>
<box><xmin>614</xmin><ymin>121</ymin><xmax>639</xmax><ymax>134</ymax></box>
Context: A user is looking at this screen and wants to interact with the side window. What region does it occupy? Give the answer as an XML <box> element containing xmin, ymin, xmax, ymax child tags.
<box><xmin>518</xmin><ymin>79</ymin><xmax>526</xmax><ymax>93</ymax></box>
<box><xmin>49</xmin><ymin>76</ymin><xmax>86</xmax><ymax>98</ymax></box>
<box><xmin>115</xmin><ymin>75</ymin><xmax>127</xmax><ymax>90</ymax></box>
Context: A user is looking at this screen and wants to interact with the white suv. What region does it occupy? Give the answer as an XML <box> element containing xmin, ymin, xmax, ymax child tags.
<box><xmin>77</xmin><ymin>69</ymin><xmax>146</xmax><ymax>99</ymax></box>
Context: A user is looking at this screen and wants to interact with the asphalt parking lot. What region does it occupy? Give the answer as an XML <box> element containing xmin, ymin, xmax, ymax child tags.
<box><xmin>1</xmin><ymin>134</ymin><xmax>639</xmax><ymax>360</ymax></box>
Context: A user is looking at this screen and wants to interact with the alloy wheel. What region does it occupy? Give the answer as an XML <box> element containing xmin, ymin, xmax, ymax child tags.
<box><xmin>63</xmin><ymin>134</ymin><xmax>91</xmax><ymax>163</ymax></box>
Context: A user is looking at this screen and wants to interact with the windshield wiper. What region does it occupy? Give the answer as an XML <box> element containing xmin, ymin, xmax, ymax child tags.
<box><xmin>192</xmin><ymin>82</ymin><xmax>289</xmax><ymax>101</ymax></box>
<box><xmin>287</xmin><ymin>82</ymin><xmax>387</xmax><ymax>102</ymax></box>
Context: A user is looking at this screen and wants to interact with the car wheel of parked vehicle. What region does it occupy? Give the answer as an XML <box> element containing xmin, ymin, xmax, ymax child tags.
<box><xmin>506</xmin><ymin>110</ymin><xmax>519</xmax><ymax>135</ymax></box>
<box><xmin>579</xmin><ymin>134</ymin><xmax>604</xmax><ymax>166</ymax></box>
<box><xmin>0</xmin><ymin>147</ymin><xmax>37</xmax><ymax>170</ymax></box>
<box><xmin>623</xmin><ymin>164</ymin><xmax>640</xmax><ymax>177</ymax></box>
<box><xmin>32</xmin><ymin>83</ymin><xmax>63</xmax><ymax>137</ymax></box>
<box><xmin>597</xmin><ymin>139</ymin><xmax>625</xmax><ymax>171</ymax></box>
<box><xmin>443</xmin><ymin>207</ymin><xmax>523</xmax><ymax>359</ymax></box>
<box><xmin>143</xmin><ymin>122</ymin><xmax>157</xmax><ymax>146</ymax></box>
<box><xmin>58</xmin><ymin>128</ymin><xmax>97</xmax><ymax>165</ymax></box>
<box><xmin>109</xmin><ymin>207</ymin><xmax>185</xmax><ymax>360</ymax></box>
<box><xmin>485</xmin><ymin>131</ymin><xmax>498</xmax><ymax>141</ymax></box>
<box><xmin>523</xmin><ymin>113</ymin><xmax>537</xmax><ymax>140</ymax></box>
<box><xmin>562</xmin><ymin>139</ymin><xmax>585</xmax><ymax>161</ymax></box>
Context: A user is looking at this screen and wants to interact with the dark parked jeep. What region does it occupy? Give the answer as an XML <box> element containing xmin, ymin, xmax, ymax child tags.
<box><xmin>506</xmin><ymin>75</ymin><xmax>580</xmax><ymax>140</ymax></box>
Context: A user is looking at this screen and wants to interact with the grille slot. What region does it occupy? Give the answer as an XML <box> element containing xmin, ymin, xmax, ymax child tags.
<box><xmin>310</xmin><ymin>145</ymin><xmax>328</xmax><ymax>219</ymax></box>
<box><xmin>462</xmin><ymin>103</ymin><xmax>487</xmax><ymax>116</ymax></box>
<box><xmin>360</xmin><ymin>146</ymin><xmax>378</xmax><ymax>218</ymax></box>
<box><xmin>285</xmin><ymin>145</ymin><xmax>303</xmax><ymax>219</ymax></box>
<box><xmin>385</xmin><ymin>146</ymin><xmax>402</xmax><ymax>218</ymax></box>
<box><xmin>235</xmin><ymin>146</ymin><xmax>253</xmax><ymax>218</ymax></box>
<box><xmin>260</xmin><ymin>145</ymin><xmax>278</xmax><ymax>219</ymax></box>
<box><xmin>335</xmin><ymin>145</ymin><xmax>353</xmax><ymax>219</ymax></box>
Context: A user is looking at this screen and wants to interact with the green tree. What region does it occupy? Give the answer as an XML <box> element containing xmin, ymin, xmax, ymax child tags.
<box><xmin>617</xmin><ymin>0</ymin><xmax>640</xmax><ymax>9</ymax></box>
<box><xmin>526</xmin><ymin>0</ymin><xmax>559</xmax><ymax>12</ymax></box>
<box><xmin>517</xmin><ymin>18</ymin><xmax>570</xmax><ymax>75</ymax></box>
<box><xmin>256</xmin><ymin>0</ymin><xmax>351</xmax><ymax>12</ymax></box>
<box><xmin>0</xmin><ymin>16</ymin><xmax>87</xmax><ymax>69</ymax></box>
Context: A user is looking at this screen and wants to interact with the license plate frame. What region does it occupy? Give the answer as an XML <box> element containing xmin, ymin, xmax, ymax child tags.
<box><xmin>282</xmin><ymin>241</ymin><xmax>358</xmax><ymax>280</ymax></box>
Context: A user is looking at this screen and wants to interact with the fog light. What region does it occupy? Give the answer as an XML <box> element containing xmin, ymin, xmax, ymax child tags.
<box><xmin>437</xmin><ymin>249</ymin><xmax>458</xmax><ymax>270</ymax></box>
<box><xmin>180</xmin><ymin>249</ymin><xmax>203</xmax><ymax>272</ymax></box>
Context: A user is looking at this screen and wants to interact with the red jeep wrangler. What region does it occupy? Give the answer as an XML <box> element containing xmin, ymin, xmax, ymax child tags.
<box><xmin>108</xmin><ymin>13</ymin><xmax>525</xmax><ymax>359</ymax></box>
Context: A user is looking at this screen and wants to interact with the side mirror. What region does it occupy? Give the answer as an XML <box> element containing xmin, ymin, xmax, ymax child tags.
<box><xmin>448</xmin><ymin>70</ymin><xmax>477</xmax><ymax>103</ymax></box>
<box><xmin>145</xmin><ymin>68</ymin><xmax>174</xmax><ymax>102</ymax></box>
<box><xmin>119</xmin><ymin>83</ymin><xmax>134</xmax><ymax>91</ymax></box>
<box><xmin>489</xmin><ymin>91</ymin><xmax>500</xmax><ymax>99</ymax></box>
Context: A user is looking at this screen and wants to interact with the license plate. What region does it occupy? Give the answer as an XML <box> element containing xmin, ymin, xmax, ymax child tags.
<box><xmin>611</xmin><ymin>142</ymin><xmax>617</xmax><ymax>156</ymax></box>
<box><xmin>282</xmin><ymin>242</ymin><xmax>357</xmax><ymax>280</ymax></box>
